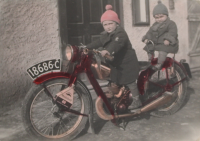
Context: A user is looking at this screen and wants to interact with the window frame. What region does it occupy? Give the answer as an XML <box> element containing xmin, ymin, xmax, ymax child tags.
<box><xmin>132</xmin><ymin>0</ymin><xmax>150</xmax><ymax>26</ymax></box>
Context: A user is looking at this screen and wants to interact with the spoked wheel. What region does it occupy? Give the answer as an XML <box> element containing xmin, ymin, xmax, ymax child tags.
<box><xmin>22</xmin><ymin>78</ymin><xmax>90</xmax><ymax>141</ymax></box>
<box><xmin>145</xmin><ymin>63</ymin><xmax>188</xmax><ymax>117</ymax></box>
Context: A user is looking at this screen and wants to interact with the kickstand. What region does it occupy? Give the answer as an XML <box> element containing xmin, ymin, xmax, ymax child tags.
<box><xmin>118</xmin><ymin>118</ymin><xmax>127</xmax><ymax>131</ymax></box>
<box><xmin>112</xmin><ymin>108</ymin><xmax>128</xmax><ymax>131</ymax></box>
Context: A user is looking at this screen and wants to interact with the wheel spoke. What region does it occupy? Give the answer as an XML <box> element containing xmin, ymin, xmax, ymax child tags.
<box><xmin>42</xmin><ymin>84</ymin><xmax>54</xmax><ymax>100</ymax></box>
<box><xmin>60</xmin><ymin>119</ymin><xmax>69</xmax><ymax>130</ymax></box>
<box><xmin>41</xmin><ymin>125</ymin><xmax>50</xmax><ymax>134</ymax></box>
<box><xmin>56</xmin><ymin>123</ymin><xmax>61</xmax><ymax>135</ymax></box>
<box><xmin>148</xmin><ymin>80</ymin><xmax>164</xmax><ymax>88</ymax></box>
<box><xmin>42</xmin><ymin>118</ymin><xmax>60</xmax><ymax>135</ymax></box>
<box><xmin>143</xmin><ymin>90</ymin><xmax>166</xmax><ymax>106</ymax></box>
<box><xmin>165</xmin><ymin>68</ymin><xmax>169</xmax><ymax>84</ymax></box>
<box><xmin>33</xmin><ymin>111</ymin><xmax>52</xmax><ymax>127</ymax></box>
<box><xmin>59</xmin><ymin>122</ymin><xmax>67</xmax><ymax>134</ymax></box>
<box><xmin>158</xmin><ymin>70</ymin><xmax>160</xmax><ymax>80</ymax></box>
<box><xmin>171</xmin><ymin>77</ymin><xmax>186</xmax><ymax>87</ymax></box>
<box><xmin>62</xmin><ymin>109</ymin><xmax>88</xmax><ymax>117</ymax></box>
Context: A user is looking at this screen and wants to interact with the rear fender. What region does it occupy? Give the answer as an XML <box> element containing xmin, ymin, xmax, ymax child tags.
<box><xmin>179</xmin><ymin>59</ymin><xmax>192</xmax><ymax>78</ymax></box>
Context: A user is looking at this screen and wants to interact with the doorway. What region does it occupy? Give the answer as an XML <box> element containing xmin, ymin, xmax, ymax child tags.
<box><xmin>58</xmin><ymin>0</ymin><xmax>122</xmax><ymax>54</ymax></box>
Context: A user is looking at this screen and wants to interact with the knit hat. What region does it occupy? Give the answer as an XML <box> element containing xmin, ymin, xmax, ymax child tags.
<box><xmin>100</xmin><ymin>5</ymin><xmax>120</xmax><ymax>24</ymax></box>
<box><xmin>153</xmin><ymin>1</ymin><xmax>168</xmax><ymax>16</ymax></box>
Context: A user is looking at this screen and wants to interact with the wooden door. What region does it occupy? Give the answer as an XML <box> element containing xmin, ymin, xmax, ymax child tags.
<box><xmin>66</xmin><ymin>0</ymin><xmax>120</xmax><ymax>45</ymax></box>
<box><xmin>188</xmin><ymin>0</ymin><xmax>200</xmax><ymax>72</ymax></box>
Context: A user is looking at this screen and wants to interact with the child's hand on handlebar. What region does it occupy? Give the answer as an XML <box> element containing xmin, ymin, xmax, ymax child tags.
<box><xmin>164</xmin><ymin>40</ymin><xmax>170</xmax><ymax>46</ymax></box>
<box><xmin>144</xmin><ymin>39</ymin><xmax>149</xmax><ymax>44</ymax></box>
<box><xmin>83</xmin><ymin>48</ymin><xmax>88</xmax><ymax>54</ymax></box>
<box><xmin>100</xmin><ymin>50</ymin><xmax>110</xmax><ymax>57</ymax></box>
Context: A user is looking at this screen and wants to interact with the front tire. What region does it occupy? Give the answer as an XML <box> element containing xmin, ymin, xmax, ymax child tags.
<box><xmin>22</xmin><ymin>78</ymin><xmax>90</xmax><ymax>140</ymax></box>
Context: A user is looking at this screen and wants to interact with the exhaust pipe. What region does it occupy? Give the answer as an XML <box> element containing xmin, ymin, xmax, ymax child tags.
<box><xmin>95</xmin><ymin>97</ymin><xmax>113</xmax><ymax>120</ymax></box>
<box><xmin>95</xmin><ymin>92</ymin><xmax>173</xmax><ymax>120</ymax></box>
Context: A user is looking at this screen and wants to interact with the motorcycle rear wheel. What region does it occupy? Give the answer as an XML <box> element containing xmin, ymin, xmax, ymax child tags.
<box><xmin>146</xmin><ymin>63</ymin><xmax>188</xmax><ymax>117</ymax></box>
<box><xmin>22</xmin><ymin>78</ymin><xmax>90</xmax><ymax>141</ymax></box>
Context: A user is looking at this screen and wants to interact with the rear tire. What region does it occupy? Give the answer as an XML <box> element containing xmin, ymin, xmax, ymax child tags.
<box><xmin>22</xmin><ymin>78</ymin><xmax>90</xmax><ymax>140</ymax></box>
<box><xmin>146</xmin><ymin>63</ymin><xmax>188</xmax><ymax>117</ymax></box>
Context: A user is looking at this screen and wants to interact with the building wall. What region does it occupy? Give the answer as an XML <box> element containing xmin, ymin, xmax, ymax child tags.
<box><xmin>0</xmin><ymin>0</ymin><xmax>60</xmax><ymax>108</ymax></box>
<box><xmin>123</xmin><ymin>0</ymin><xmax>189</xmax><ymax>62</ymax></box>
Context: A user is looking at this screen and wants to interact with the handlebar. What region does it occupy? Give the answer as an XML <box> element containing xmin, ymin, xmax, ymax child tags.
<box><xmin>145</xmin><ymin>40</ymin><xmax>155</xmax><ymax>53</ymax></box>
<box><xmin>104</xmin><ymin>53</ymin><xmax>114</xmax><ymax>61</ymax></box>
<box><xmin>83</xmin><ymin>48</ymin><xmax>114</xmax><ymax>61</ymax></box>
<box><xmin>92</xmin><ymin>49</ymin><xmax>114</xmax><ymax>61</ymax></box>
<box><xmin>78</xmin><ymin>44</ymin><xmax>87</xmax><ymax>49</ymax></box>
<box><xmin>147</xmin><ymin>40</ymin><xmax>154</xmax><ymax>46</ymax></box>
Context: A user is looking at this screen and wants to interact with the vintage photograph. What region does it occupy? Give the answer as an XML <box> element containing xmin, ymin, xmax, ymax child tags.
<box><xmin>0</xmin><ymin>0</ymin><xmax>200</xmax><ymax>141</ymax></box>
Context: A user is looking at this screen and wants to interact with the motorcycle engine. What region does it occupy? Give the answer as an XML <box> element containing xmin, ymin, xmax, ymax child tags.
<box><xmin>105</xmin><ymin>85</ymin><xmax>133</xmax><ymax>113</ymax></box>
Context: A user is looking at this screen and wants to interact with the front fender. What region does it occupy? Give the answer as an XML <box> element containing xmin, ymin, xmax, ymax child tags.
<box><xmin>33</xmin><ymin>72</ymin><xmax>71</xmax><ymax>84</ymax></box>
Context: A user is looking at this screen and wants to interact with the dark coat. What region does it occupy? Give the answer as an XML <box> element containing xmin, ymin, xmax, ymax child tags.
<box><xmin>87</xmin><ymin>26</ymin><xmax>139</xmax><ymax>85</ymax></box>
<box><xmin>142</xmin><ymin>17</ymin><xmax>179</xmax><ymax>53</ymax></box>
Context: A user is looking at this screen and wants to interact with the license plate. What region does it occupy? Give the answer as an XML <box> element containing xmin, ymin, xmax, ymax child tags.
<box><xmin>27</xmin><ymin>59</ymin><xmax>61</xmax><ymax>79</ymax></box>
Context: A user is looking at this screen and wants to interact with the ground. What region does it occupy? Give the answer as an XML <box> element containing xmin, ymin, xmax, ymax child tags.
<box><xmin>0</xmin><ymin>72</ymin><xmax>200</xmax><ymax>141</ymax></box>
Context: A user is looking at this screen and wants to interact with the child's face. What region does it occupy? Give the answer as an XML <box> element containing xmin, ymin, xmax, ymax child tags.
<box><xmin>154</xmin><ymin>14</ymin><xmax>167</xmax><ymax>23</ymax></box>
<box><xmin>102</xmin><ymin>21</ymin><xmax>118</xmax><ymax>33</ymax></box>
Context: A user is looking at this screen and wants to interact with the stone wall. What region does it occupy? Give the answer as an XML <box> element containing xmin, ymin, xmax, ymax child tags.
<box><xmin>0</xmin><ymin>0</ymin><xmax>60</xmax><ymax>108</ymax></box>
<box><xmin>123</xmin><ymin>0</ymin><xmax>189</xmax><ymax>62</ymax></box>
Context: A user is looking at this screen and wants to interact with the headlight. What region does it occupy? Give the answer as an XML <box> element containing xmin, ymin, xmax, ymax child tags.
<box><xmin>65</xmin><ymin>45</ymin><xmax>73</xmax><ymax>61</ymax></box>
<box><xmin>65</xmin><ymin>44</ymin><xmax>79</xmax><ymax>62</ymax></box>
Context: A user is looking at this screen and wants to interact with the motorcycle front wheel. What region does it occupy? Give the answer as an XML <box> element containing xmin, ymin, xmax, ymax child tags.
<box><xmin>145</xmin><ymin>63</ymin><xmax>188</xmax><ymax>117</ymax></box>
<box><xmin>22</xmin><ymin>78</ymin><xmax>90</xmax><ymax>141</ymax></box>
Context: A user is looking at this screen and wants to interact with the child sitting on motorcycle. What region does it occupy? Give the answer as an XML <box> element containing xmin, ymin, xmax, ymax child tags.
<box><xmin>142</xmin><ymin>1</ymin><xmax>179</xmax><ymax>70</ymax></box>
<box><xmin>86</xmin><ymin>5</ymin><xmax>141</xmax><ymax>110</ymax></box>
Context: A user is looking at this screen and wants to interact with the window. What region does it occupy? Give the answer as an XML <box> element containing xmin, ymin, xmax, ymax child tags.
<box><xmin>132</xmin><ymin>0</ymin><xmax>150</xmax><ymax>26</ymax></box>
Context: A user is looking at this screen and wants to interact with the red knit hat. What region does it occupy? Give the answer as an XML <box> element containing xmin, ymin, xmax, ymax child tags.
<box><xmin>100</xmin><ymin>5</ymin><xmax>120</xmax><ymax>24</ymax></box>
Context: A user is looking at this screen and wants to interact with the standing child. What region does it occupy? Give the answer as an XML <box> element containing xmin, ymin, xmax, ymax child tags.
<box><xmin>142</xmin><ymin>1</ymin><xmax>179</xmax><ymax>70</ymax></box>
<box><xmin>86</xmin><ymin>5</ymin><xmax>141</xmax><ymax>109</ymax></box>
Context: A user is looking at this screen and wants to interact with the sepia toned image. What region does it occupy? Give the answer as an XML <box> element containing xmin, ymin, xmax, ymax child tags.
<box><xmin>0</xmin><ymin>0</ymin><xmax>200</xmax><ymax>141</ymax></box>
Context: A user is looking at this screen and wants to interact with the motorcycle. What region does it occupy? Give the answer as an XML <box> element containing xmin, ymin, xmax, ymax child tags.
<box><xmin>22</xmin><ymin>41</ymin><xmax>192</xmax><ymax>140</ymax></box>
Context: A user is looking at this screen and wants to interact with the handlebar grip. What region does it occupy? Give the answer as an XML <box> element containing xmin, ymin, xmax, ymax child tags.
<box><xmin>147</xmin><ymin>40</ymin><xmax>154</xmax><ymax>46</ymax></box>
<box><xmin>104</xmin><ymin>53</ymin><xmax>114</xmax><ymax>61</ymax></box>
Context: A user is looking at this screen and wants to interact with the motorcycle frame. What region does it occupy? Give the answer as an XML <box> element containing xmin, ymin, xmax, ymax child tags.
<box><xmin>33</xmin><ymin>51</ymin><xmax>190</xmax><ymax>134</ymax></box>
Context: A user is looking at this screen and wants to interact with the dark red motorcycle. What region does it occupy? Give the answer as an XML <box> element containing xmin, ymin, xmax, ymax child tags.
<box><xmin>22</xmin><ymin>42</ymin><xmax>191</xmax><ymax>140</ymax></box>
